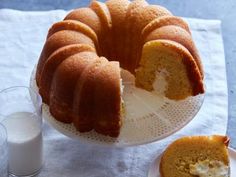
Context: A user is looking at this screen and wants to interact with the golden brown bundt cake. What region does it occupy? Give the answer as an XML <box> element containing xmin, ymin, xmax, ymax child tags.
<box><xmin>160</xmin><ymin>135</ymin><xmax>230</xmax><ymax>177</ymax></box>
<box><xmin>36</xmin><ymin>0</ymin><xmax>204</xmax><ymax>137</ymax></box>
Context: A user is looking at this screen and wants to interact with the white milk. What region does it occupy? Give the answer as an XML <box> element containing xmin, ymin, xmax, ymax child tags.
<box><xmin>2</xmin><ymin>112</ymin><xmax>43</xmax><ymax>176</ymax></box>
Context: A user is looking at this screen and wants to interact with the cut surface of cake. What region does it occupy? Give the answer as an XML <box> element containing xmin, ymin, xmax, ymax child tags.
<box><xmin>135</xmin><ymin>40</ymin><xmax>204</xmax><ymax>100</ymax></box>
<box><xmin>160</xmin><ymin>135</ymin><xmax>230</xmax><ymax>177</ymax></box>
<box><xmin>36</xmin><ymin>0</ymin><xmax>205</xmax><ymax>137</ymax></box>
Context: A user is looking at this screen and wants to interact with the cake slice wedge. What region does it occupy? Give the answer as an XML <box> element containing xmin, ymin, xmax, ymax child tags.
<box><xmin>135</xmin><ymin>39</ymin><xmax>204</xmax><ymax>100</ymax></box>
<box><xmin>160</xmin><ymin>135</ymin><xmax>230</xmax><ymax>177</ymax></box>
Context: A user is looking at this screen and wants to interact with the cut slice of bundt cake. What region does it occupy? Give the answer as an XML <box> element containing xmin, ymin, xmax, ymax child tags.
<box><xmin>160</xmin><ymin>135</ymin><xmax>230</xmax><ymax>177</ymax></box>
<box><xmin>135</xmin><ymin>40</ymin><xmax>204</xmax><ymax>100</ymax></box>
<box><xmin>36</xmin><ymin>0</ymin><xmax>205</xmax><ymax>137</ymax></box>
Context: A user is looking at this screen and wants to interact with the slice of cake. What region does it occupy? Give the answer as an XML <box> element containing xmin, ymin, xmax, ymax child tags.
<box><xmin>160</xmin><ymin>135</ymin><xmax>230</xmax><ymax>177</ymax></box>
<box><xmin>135</xmin><ymin>40</ymin><xmax>204</xmax><ymax>100</ymax></box>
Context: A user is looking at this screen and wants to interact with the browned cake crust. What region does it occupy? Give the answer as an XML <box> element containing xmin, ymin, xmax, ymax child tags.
<box><xmin>72</xmin><ymin>57</ymin><xmax>109</xmax><ymax>132</ymax></box>
<box><xmin>39</xmin><ymin>44</ymin><xmax>95</xmax><ymax>104</ymax></box>
<box><xmin>156</xmin><ymin>40</ymin><xmax>204</xmax><ymax>95</ymax></box>
<box><xmin>89</xmin><ymin>0</ymin><xmax>113</xmax><ymax>59</ymax></box>
<box><xmin>93</xmin><ymin>60</ymin><xmax>121</xmax><ymax>137</ymax></box>
<box><xmin>142</xmin><ymin>16</ymin><xmax>191</xmax><ymax>37</ymax></box>
<box><xmin>36</xmin><ymin>30</ymin><xmax>95</xmax><ymax>85</ymax></box>
<box><xmin>49</xmin><ymin>51</ymin><xmax>99</xmax><ymax>123</ymax></box>
<box><xmin>64</xmin><ymin>7</ymin><xmax>102</xmax><ymax>35</ymax></box>
<box><xmin>144</xmin><ymin>25</ymin><xmax>203</xmax><ymax>78</ymax></box>
<box><xmin>106</xmin><ymin>0</ymin><xmax>130</xmax><ymax>63</ymax></box>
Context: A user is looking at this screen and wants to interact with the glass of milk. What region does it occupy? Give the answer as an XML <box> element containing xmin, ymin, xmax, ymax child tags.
<box><xmin>0</xmin><ymin>123</ymin><xmax>8</xmax><ymax>177</ymax></box>
<box><xmin>0</xmin><ymin>86</ymin><xmax>43</xmax><ymax>177</ymax></box>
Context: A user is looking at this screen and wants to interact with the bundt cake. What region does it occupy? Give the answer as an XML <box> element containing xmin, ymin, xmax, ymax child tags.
<box><xmin>36</xmin><ymin>0</ymin><xmax>204</xmax><ymax>137</ymax></box>
<box><xmin>160</xmin><ymin>135</ymin><xmax>230</xmax><ymax>177</ymax></box>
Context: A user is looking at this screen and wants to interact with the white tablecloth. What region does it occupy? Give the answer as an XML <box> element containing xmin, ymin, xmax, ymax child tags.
<box><xmin>0</xmin><ymin>9</ymin><xmax>228</xmax><ymax>177</ymax></box>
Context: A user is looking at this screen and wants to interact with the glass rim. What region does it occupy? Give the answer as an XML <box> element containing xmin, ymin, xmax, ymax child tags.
<box><xmin>0</xmin><ymin>123</ymin><xmax>7</xmax><ymax>146</ymax></box>
<box><xmin>0</xmin><ymin>86</ymin><xmax>42</xmax><ymax>119</ymax></box>
<box><xmin>0</xmin><ymin>85</ymin><xmax>42</xmax><ymax>107</ymax></box>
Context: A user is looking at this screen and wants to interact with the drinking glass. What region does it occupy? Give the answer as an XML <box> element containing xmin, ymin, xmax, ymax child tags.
<box><xmin>0</xmin><ymin>86</ymin><xmax>43</xmax><ymax>177</ymax></box>
<box><xmin>0</xmin><ymin>123</ymin><xmax>8</xmax><ymax>177</ymax></box>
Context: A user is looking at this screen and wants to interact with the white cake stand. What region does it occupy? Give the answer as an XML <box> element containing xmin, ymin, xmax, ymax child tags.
<box><xmin>30</xmin><ymin>67</ymin><xmax>204</xmax><ymax>147</ymax></box>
